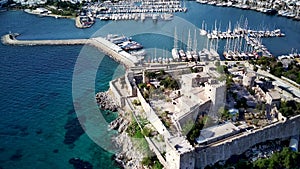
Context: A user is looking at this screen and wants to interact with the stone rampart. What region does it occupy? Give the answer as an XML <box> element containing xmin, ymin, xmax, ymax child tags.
<box><xmin>194</xmin><ymin>115</ymin><xmax>300</xmax><ymax>169</ymax></box>
<box><xmin>136</xmin><ymin>88</ymin><xmax>171</xmax><ymax>138</ymax></box>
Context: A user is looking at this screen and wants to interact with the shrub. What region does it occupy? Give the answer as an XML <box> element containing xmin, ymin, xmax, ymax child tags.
<box><xmin>132</xmin><ymin>99</ymin><xmax>141</xmax><ymax>106</ymax></box>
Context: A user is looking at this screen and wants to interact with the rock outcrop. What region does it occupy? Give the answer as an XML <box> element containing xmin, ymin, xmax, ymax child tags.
<box><xmin>114</xmin><ymin>132</ymin><xmax>145</xmax><ymax>169</ymax></box>
<box><xmin>95</xmin><ymin>91</ymin><xmax>118</xmax><ymax>112</ymax></box>
<box><xmin>109</xmin><ymin>117</ymin><xmax>130</xmax><ymax>133</ymax></box>
<box><xmin>109</xmin><ymin>110</ymin><xmax>145</xmax><ymax>169</ymax></box>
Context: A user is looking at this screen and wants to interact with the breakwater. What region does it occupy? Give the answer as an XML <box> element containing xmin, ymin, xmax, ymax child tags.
<box><xmin>1</xmin><ymin>34</ymin><xmax>138</xmax><ymax>67</ymax></box>
<box><xmin>1</xmin><ymin>34</ymin><xmax>87</xmax><ymax>46</ymax></box>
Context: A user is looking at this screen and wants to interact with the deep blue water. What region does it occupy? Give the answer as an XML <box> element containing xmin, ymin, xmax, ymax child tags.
<box><xmin>0</xmin><ymin>12</ymin><xmax>124</xmax><ymax>169</ymax></box>
<box><xmin>0</xmin><ymin>2</ymin><xmax>300</xmax><ymax>169</ymax></box>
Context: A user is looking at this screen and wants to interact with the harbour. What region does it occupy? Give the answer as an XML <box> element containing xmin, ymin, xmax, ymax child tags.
<box><xmin>196</xmin><ymin>0</ymin><xmax>300</xmax><ymax>21</ymax></box>
<box><xmin>0</xmin><ymin>1</ymin><xmax>300</xmax><ymax>168</ymax></box>
<box><xmin>82</xmin><ymin>0</ymin><xmax>186</xmax><ymax>21</ymax></box>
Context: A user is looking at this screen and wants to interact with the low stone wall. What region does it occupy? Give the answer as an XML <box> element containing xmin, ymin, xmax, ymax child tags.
<box><xmin>136</xmin><ymin>88</ymin><xmax>171</xmax><ymax>138</ymax></box>
<box><xmin>194</xmin><ymin>115</ymin><xmax>300</xmax><ymax>169</ymax></box>
<box><xmin>145</xmin><ymin>137</ymin><xmax>168</xmax><ymax>167</ymax></box>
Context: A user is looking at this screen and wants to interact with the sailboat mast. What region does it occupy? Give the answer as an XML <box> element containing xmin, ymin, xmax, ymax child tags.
<box><xmin>187</xmin><ymin>29</ymin><xmax>192</xmax><ymax>51</ymax></box>
<box><xmin>193</xmin><ymin>29</ymin><xmax>197</xmax><ymax>51</ymax></box>
<box><xmin>174</xmin><ymin>27</ymin><xmax>178</xmax><ymax>49</ymax></box>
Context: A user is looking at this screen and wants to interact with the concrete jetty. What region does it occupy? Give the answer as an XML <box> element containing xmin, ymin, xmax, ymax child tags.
<box><xmin>1</xmin><ymin>34</ymin><xmax>138</xmax><ymax>67</ymax></box>
<box><xmin>1</xmin><ymin>34</ymin><xmax>88</xmax><ymax>46</ymax></box>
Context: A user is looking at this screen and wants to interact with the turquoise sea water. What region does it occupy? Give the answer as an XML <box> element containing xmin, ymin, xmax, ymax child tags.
<box><xmin>0</xmin><ymin>12</ymin><xmax>124</xmax><ymax>169</ymax></box>
<box><xmin>0</xmin><ymin>2</ymin><xmax>300</xmax><ymax>169</ymax></box>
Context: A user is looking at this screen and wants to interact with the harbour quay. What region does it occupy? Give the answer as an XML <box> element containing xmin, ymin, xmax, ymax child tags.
<box><xmin>1</xmin><ymin>33</ymin><xmax>139</xmax><ymax>68</ymax></box>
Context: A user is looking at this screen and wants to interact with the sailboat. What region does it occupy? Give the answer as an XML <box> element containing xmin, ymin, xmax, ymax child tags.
<box><xmin>186</xmin><ymin>29</ymin><xmax>193</xmax><ymax>61</ymax></box>
<box><xmin>211</xmin><ymin>20</ymin><xmax>219</xmax><ymax>39</ymax></box>
<box><xmin>192</xmin><ymin>29</ymin><xmax>199</xmax><ymax>61</ymax></box>
<box><xmin>153</xmin><ymin>48</ymin><xmax>158</xmax><ymax>63</ymax></box>
<box><xmin>199</xmin><ymin>20</ymin><xmax>207</xmax><ymax>36</ymax></box>
<box><xmin>171</xmin><ymin>27</ymin><xmax>180</xmax><ymax>61</ymax></box>
<box><xmin>179</xmin><ymin>50</ymin><xmax>186</xmax><ymax>61</ymax></box>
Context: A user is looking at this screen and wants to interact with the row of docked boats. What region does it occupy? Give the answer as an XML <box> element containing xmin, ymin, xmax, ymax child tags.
<box><xmin>97</xmin><ymin>0</ymin><xmax>187</xmax><ymax>14</ymax></box>
<box><xmin>82</xmin><ymin>0</ymin><xmax>186</xmax><ymax>21</ymax></box>
<box><xmin>106</xmin><ymin>34</ymin><xmax>146</xmax><ymax>57</ymax></box>
<box><xmin>278</xmin><ymin>10</ymin><xmax>297</xmax><ymax>18</ymax></box>
<box><xmin>201</xmin><ymin>20</ymin><xmax>285</xmax><ymax>40</ymax></box>
<box><xmin>97</xmin><ymin>13</ymin><xmax>173</xmax><ymax>21</ymax></box>
<box><xmin>206</xmin><ymin>28</ymin><xmax>285</xmax><ymax>39</ymax></box>
<box><xmin>196</xmin><ymin>0</ymin><xmax>300</xmax><ymax>21</ymax></box>
<box><xmin>223</xmin><ymin>51</ymin><xmax>258</xmax><ymax>61</ymax></box>
<box><xmin>197</xmin><ymin>19</ymin><xmax>285</xmax><ymax>61</ymax></box>
<box><xmin>171</xmin><ymin>26</ymin><xmax>221</xmax><ymax>62</ymax></box>
<box><xmin>172</xmin><ymin>48</ymin><xmax>220</xmax><ymax>62</ymax></box>
<box><xmin>223</xmin><ymin>32</ymin><xmax>273</xmax><ymax>61</ymax></box>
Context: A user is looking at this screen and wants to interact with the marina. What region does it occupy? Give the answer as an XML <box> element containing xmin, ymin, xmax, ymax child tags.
<box><xmin>82</xmin><ymin>0</ymin><xmax>187</xmax><ymax>21</ymax></box>
<box><xmin>196</xmin><ymin>0</ymin><xmax>300</xmax><ymax>21</ymax></box>
<box><xmin>198</xmin><ymin>19</ymin><xmax>286</xmax><ymax>61</ymax></box>
<box><xmin>172</xmin><ymin>27</ymin><xmax>222</xmax><ymax>62</ymax></box>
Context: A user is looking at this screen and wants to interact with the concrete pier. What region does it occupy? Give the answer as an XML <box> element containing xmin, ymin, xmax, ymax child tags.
<box><xmin>1</xmin><ymin>34</ymin><xmax>138</xmax><ymax>67</ymax></box>
<box><xmin>1</xmin><ymin>34</ymin><xmax>88</xmax><ymax>46</ymax></box>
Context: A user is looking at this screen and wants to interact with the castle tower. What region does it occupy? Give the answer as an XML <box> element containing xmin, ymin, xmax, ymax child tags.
<box><xmin>205</xmin><ymin>79</ymin><xmax>226</xmax><ymax>118</ymax></box>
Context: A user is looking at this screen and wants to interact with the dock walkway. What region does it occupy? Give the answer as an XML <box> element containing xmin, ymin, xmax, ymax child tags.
<box><xmin>1</xmin><ymin>34</ymin><xmax>138</xmax><ymax>68</ymax></box>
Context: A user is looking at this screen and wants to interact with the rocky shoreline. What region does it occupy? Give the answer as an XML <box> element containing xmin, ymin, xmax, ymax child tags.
<box><xmin>95</xmin><ymin>91</ymin><xmax>118</xmax><ymax>112</ymax></box>
<box><xmin>109</xmin><ymin>110</ymin><xmax>144</xmax><ymax>169</ymax></box>
<box><xmin>113</xmin><ymin>132</ymin><xmax>145</xmax><ymax>169</ymax></box>
<box><xmin>96</xmin><ymin>91</ymin><xmax>145</xmax><ymax>168</ymax></box>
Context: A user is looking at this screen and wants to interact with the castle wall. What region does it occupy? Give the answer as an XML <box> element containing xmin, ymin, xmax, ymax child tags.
<box><xmin>177</xmin><ymin>101</ymin><xmax>211</xmax><ymax>132</ymax></box>
<box><xmin>136</xmin><ymin>88</ymin><xmax>171</xmax><ymax>138</ymax></box>
<box><xmin>194</xmin><ymin>115</ymin><xmax>300</xmax><ymax>169</ymax></box>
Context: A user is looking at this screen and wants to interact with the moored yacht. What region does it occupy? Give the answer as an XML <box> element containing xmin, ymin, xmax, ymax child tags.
<box><xmin>199</xmin><ymin>20</ymin><xmax>207</xmax><ymax>36</ymax></box>
<box><xmin>179</xmin><ymin>50</ymin><xmax>186</xmax><ymax>61</ymax></box>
